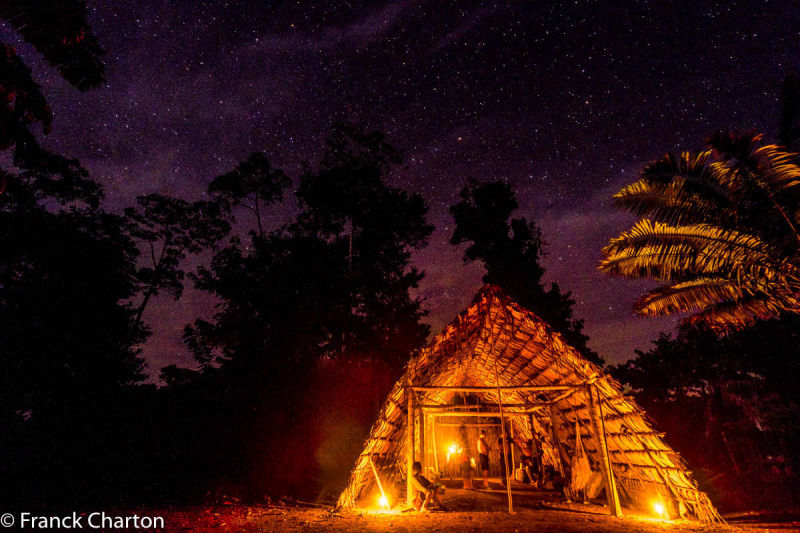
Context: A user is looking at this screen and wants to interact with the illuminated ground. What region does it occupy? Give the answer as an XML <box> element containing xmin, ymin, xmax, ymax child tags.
<box><xmin>144</xmin><ymin>483</ymin><xmax>799</xmax><ymax>532</ymax></box>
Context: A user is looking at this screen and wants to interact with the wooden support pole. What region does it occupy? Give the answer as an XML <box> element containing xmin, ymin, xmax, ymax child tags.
<box><xmin>549</xmin><ymin>403</ymin><xmax>567</xmax><ymax>475</ymax></box>
<box><xmin>406</xmin><ymin>384</ymin><xmax>415</xmax><ymax>507</ymax></box>
<box><xmin>425</xmin><ymin>410</ymin><xmax>531</xmax><ymax>418</ymax></box>
<box><xmin>510</xmin><ymin>420</ymin><xmax>516</xmax><ymax>472</ymax></box>
<box><xmin>492</xmin><ymin>357</ymin><xmax>514</xmax><ymax>514</ymax></box>
<box><xmin>434</xmin><ymin>422</ymin><xmax>502</xmax><ymax>427</ymax></box>
<box><xmin>419</xmin><ymin>408</ymin><xmax>426</xmax><ymax>471</ymax></box>
<box><xmin>413</xmin><ymin>385</ymin><xmax>576</xmax><ymax>393</ymax></box>
<box><xmin>431</xmin><ymin>416</ymin><xmax>440</xmax><ymax>474</ymax></box>
<box><xmin>586</xmin><ymin>384</ymin><xmax>622</xmax><ymax>517</ymax></box>
<box><xmin>417</xmin><ymin>403</ymin><xmax>538</xmax><ymax>410</ymax></box>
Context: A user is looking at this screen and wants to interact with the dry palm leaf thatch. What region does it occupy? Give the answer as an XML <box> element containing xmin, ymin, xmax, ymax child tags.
<box><xmin>336</xmin><ymin>286</ymin><xmax>722</xmax><ymax>523</ymax></box>
<box><xmin>600</xmin><ymin>132</ymin><xmax>800</xmax><ymax>329</ymax></box>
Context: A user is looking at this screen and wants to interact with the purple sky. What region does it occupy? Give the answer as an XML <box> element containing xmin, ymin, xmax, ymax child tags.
<box><xmin>8</xmin><ymin>1</ymin><xmax>799</xmax><ymax>379</ymax></box>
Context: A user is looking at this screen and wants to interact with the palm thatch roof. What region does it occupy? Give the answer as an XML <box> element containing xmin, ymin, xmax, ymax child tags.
<box><xmin>336</xmin><ymin>285</ymin><xmax>722</xmax><ymax>523</ymax></box>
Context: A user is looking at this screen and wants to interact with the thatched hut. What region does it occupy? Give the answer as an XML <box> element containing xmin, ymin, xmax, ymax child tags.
<box><xmin>337</xmin><ymin>285</ymin><xmax>722</xmax><ymax>523</ymax></box>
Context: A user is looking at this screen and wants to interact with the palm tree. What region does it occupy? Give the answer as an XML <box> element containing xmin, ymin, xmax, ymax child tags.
<box><xmin>599</xmin><ymin>132</ymin><xmax>800</xmax><ymax>329</ymax></box>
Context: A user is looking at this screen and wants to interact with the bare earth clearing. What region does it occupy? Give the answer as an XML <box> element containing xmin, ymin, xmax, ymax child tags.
<box><xmin>134</xmin><ymin>485</ymin><xmax>799</xmax><ymax>532</ymax></box>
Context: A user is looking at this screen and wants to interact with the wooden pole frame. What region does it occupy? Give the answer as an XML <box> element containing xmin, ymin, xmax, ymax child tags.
<box><xmin>412</xmin><ymin>385</ymin><xmax>577</xmax><ymax>393</ymax></box>
<box><xmin>425</xmin><ymin>410</ymin><xmax>532</xmax><ymax>418</ymax></box>
<box><xmin>431</xmin><ymin>415</ymin><xmax>440</xmax><ymax>474</ymax></box>
<box><xmin>487</xmin><ymin>302</ymin><xmax>514</xmax><ymax>514</ymax></box>
<box><xmin>586</xmin><ymin>383</ymin><xmax>622</xmax><ymax>517</ymax></box>
<box><xmin>406</xmin><ymin>383</ymin><xmax>415</xmax><ymax>507</ymax></box>
<box><xmin>548</xmin><ymin>403</ymin><xmax>567</xmax><ymax>476</ymax></box>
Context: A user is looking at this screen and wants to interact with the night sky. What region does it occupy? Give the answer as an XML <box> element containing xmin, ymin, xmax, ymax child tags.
<box><xmin>6</xmin><ymin>1</ymin><xmax>799</xmax><ymax>379</ymax></box>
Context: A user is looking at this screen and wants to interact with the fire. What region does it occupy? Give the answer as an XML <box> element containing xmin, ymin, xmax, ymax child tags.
<box><xmin>445</xmin><ymin>442</ymin><xmax>462</xmax><ymax>463</ymax></box>
<box><xmin>652</xmin><ymin>501</ymin><xmax>667</xmax><ymax>519</ymax></box>
<box><xmin>378</xmin><ymin>496</ymin><xmax>389</xmax><ymax>509</ymax></box>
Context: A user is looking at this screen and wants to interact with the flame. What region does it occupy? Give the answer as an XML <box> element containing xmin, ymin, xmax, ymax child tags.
<box><xmin>378</xmin><ymin>496</ymin><xmax>389</xmax><ymax>509</ymax></box>
<box><xmin>653</xmin><ymin>501</ymin><xmax>666</xmax><ymax>518</ymax></box>
<box><xmin>445</xmin><ymin>442</ymin><xmax>462</xmax><ymax>463</ymax></box>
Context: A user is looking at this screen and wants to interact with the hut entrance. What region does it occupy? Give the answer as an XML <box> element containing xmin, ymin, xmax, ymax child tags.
<box><xmin>407</xmin><ymin>385</ymin><xmax>617</xmax><ymax>516</ymax></box>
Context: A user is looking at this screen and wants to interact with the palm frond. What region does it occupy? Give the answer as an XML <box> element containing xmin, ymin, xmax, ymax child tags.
<box><xmin>614</xmin><ymin>177</ymin><xmax>736</xmax><ymax>227</ymax></box>
<box><xmin>600</xmin><ymin>219</ymin><xmax>779</xmax><ymax>280</ymax></box>
<box><xmin>602</xmin><ymin>132</ymin><xmax>800</xmax><ymax>329</ymax></box>
<box><xmin>687</xmin><ymin>296</ymin><xmax>779</xmax><ymax>330</ymax></box>
<box><xmin>635</xmin><ymin>277</ymin><xmax>765</xmax><ymax>316</ymax></box>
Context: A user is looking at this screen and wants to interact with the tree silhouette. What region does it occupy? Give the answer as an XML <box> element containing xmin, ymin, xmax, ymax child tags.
<box><xmin>779</xmin><ymin>74</ymin><xmax>800</xmax><ymax>151</ymax></box>
<box><xmin>175</xmin><ymin>126</ymin><xmax>433</xmax><ymax>499</ymax></box>
<box><xmin>296</xmin><ymin>123</ymin><xmax>433</xmax><ymax>366</ymax></box>
<box><xmin>0</xmin><ymin>1</ymin><xmax>104</xmax><ymax>168</ymax></box>
<box><xmin>450</xmin><ymin>179</ymin><xmax>602</xmax><ymax>365</ymax></box>
<box><xmin>124</xmin><ymin>194</ymin><xmax>230</xmax><ymax>326</ymax></box>
<box><xmin>208</xmin><ymin>152</ymin><xmax>290</xmax><ymax>237</ymax></box>
<box><xmin>610</xmin><ymin>318</ymin><xmax>800</xmax><ymax>505</ymax></box>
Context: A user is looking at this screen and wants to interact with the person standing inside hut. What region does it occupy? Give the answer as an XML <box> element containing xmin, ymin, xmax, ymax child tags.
<box><xmin>477</xmin><ymin>430</ymin><xmax>491</xmax><ymax>489</ymax></box>
<box><xmin>458</xmin><ymin>425</ymin><xmax>474</xmax><ymax>489</ymax></box>
<box><xmin>520</xmin><ymin>439</ymin><xmax>536</xmax><ymax>485</ymax></box>
<box><xmin>530</xmin><ymin>434</ymin><xmax>544</xmax><ymax>487</ymax></box>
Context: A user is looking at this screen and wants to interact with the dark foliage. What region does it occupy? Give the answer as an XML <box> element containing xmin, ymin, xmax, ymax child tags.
<box><xmin>0</xmin><ymin>171</ymin><xmax>150</xmax><ymax>507</ymax></box>
<box><xmin>124</xmin><ymin>194</ymin><xmax>230</xmax><ymax>325</ymax></box>
<box><xmin>208</xmin><ymin>152</ymin><xmax>290</xmax><ymax>237</ymax></box>
<box><xmin>610</xmin><ymin>320</ymin><xmax>800</xmax><ymax>510</ymax></box>
<box><xmin>450</xmin><ymin>179</ymin><xmax>603</xmax><ymax>365</ymax></box>
<box><xmin>779</xmin><ymin>73</ymin><xmax>800</xmax><ymax>151</ymax></box>
<box><xmin>163</xmin><ymin>124</ymin><xmax>433</xmax><ymax>500</ymax></box>
<box><xmin>0</xmin><ymin>0</ymin><xmax>105</xmax><ymax>90</ymax></box>
<box><xmin>0</xmin><ymin>1</ymin><xmax>105</xmax><ymax>169</ymax></box>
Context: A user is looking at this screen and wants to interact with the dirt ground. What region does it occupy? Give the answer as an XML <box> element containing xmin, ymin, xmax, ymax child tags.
<box><xmin>142</xmin><ymin>484</ymin><xmax>800</xmax><ymax>532</ymax></box>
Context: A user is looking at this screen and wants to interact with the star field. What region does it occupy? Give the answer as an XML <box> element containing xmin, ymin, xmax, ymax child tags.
<box><xmin>6</xmin><ymin>0</ymin><xmax>799</xmax><ymax>377</ymax></box>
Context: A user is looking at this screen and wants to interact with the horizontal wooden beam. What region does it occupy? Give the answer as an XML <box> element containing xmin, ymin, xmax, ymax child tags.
<box><xmin>428</xmin><ymin>411</ymin><xmax>530</xmax><ymax>418</ymax></box>
<box><xmin>435</xmin><ymin>422</ymin><xmax>501</xmax><ymax>427</ymax></box>
<box><xmin>417</xmin><ymin>403</ymin><xmax>538</xmax><ymax>409</ymax></box>
<box><xmin>411</xmin><ymin>385</ymin><xmax>578</xmax><ymax>393</ymax></box>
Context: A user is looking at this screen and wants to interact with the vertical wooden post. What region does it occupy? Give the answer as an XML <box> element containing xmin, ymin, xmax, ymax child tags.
<box><xmin>510</xmin><ymin>420</ymin><xmax>516</xmax><ymax>473</ymax></box>
<box><xmin>406</xmin><ymin>384</ymin><xmax>415</xmax><ymax>506</ymax></box>
<box><xmin>419</xmin><ymin>409</ymin><xmax>426</xmax><ymax>471</ymax></box>
<box><xmin>586</xmin><ymin>384</ymin><xmax>622</xmax><ymax>517</ymax></box>
<box><xmin>549</xmin><ymin>403</ymin><xmax>566</xmax><ymax>475</ymax></box>
<box><xmin>431</xmin><ymin>414</ymin><xmax>440</xmax><ymax>474</ymax></box>
<box><xmin>489</xmin><ymin>299</ymin><xmax>513</xmax><ymax>513</ymax></box>
<box><xmin>492</xmin><ymin>364</ymin><xmax>513</xmax><ymax>512</ymax></box>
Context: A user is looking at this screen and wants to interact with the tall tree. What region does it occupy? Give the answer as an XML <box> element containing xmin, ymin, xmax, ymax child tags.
<box><xmin>779</xmin><ymin>73</ymin><xmax>800</xmax><ymax>152</ymax></box>
<box><xmin>208</xmin><ymin>152</ymin><xmax>290</xmax><ymax>238</ymax></box>
<box><xmin>450</xmin><ymin>179</ymin><xmax>602</xmax><ymax>365</ymax></box>
<box><xmin>296</xmin><ymin>122</ymin><xmax>433</xmax><ymax>367</ymax></box>
<box><xmin>599</xmin><ymin>132</ymin><xmax>800</xmax><ymax>329</ymax></box>
<box><xmin>124</xmin><ymin>194</ymin><xmax>229</xmax><ymax>326</ymax></box>
<box><xmin>177</xmin><ymin>126</ymin><xmax>433</xmax><ymax>498</ymax></box>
